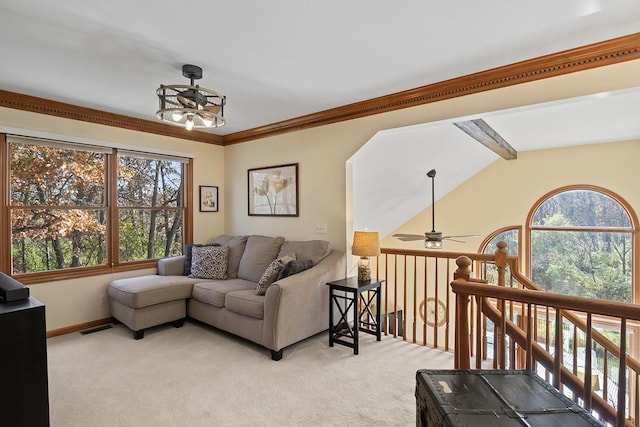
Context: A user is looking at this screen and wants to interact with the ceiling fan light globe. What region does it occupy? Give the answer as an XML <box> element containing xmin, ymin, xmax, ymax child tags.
<box><xmin>424</xmin><ymin>231</ymin><xmax>443</xmax><ymax>249</ymax></box>
<box><xmin>200</xmin><ymin>114</ymin><xmax>214</xmax><ymax>127</ymax></box>
<box><xmin>185</xmin><ymin>115</ymin><xmax>194</xmax><ymax>131</ymax></box>
<box><xmin>171</xmin><ymin>111</ymin><xmax>184</xmax><ymax>122</ymax></box>
<box><xmin>425</xmin><ymin>239</ymin><xmax>442</xmax><ymax>249</ymax></box>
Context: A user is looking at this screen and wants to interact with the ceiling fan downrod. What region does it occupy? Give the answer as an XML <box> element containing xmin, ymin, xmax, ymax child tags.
<box><xmin>427</xmin><ymin>169</ymin><xmax>436</xmax><ymax>233</ymax></box>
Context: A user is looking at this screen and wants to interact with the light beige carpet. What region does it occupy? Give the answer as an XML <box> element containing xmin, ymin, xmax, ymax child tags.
<box><xmin>47</xmin><ymin>321</ymin><xmax>453</xmax><ymax>426</ymax></box>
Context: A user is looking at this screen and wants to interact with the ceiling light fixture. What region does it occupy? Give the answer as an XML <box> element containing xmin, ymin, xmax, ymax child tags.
<box><xmin>156</xmin><ymin>64</ymin><xmax>226</xmax><ymax>130</ymax></box>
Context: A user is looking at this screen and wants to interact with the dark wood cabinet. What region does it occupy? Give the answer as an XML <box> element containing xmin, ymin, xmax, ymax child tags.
<box><xmin>0</xmin><ymin>297</ymin><xmax>50</xmax><ymax>427</ymax></box>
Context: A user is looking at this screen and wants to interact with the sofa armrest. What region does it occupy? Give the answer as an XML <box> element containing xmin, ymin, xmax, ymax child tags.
<box><xmin>262</xmin><ymin>250</ymin><xmax>345</xmax><ymax>351</ymax></box>
<box><xmin>158</xmin><ymin>255</ymin><xmax>186</xmax><ymax>276</ymax></box>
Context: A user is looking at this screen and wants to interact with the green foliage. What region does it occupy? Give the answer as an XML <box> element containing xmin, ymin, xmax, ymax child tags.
<box><xmin>531</xmin><ymin>190</ymin><xmax>632</xmax><ymax>303</ymax></box>
<box><xmin>9</xmin><ymin>144</ymin><xmax>185</xmax><ymax>274</ymax></box>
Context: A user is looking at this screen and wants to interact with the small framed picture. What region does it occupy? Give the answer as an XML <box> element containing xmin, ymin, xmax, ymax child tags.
<box><xmin>248</xmin><ymin>163</ymin><xmax>298</xmax><ymax>216</ymax></box>
<box><xmin>199</xmin><ymin>186</ymin><xmax>218</xmax><ymax>212</ymax></box>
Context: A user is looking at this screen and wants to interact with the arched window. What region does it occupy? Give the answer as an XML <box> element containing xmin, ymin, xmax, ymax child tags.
<box><xmin>479</xmin><ymin>226</ymin><xmax>521</xmax><ymax>285</ymax></box>
<box><xmin>527</xmin><ymin>186</ymin><xmax>636</xmax><ymax>303</ymax></box>
<box><xmin>480</xmin><ymin>226</ymin><xmax>521</xmax><ymax>257</ymax></box>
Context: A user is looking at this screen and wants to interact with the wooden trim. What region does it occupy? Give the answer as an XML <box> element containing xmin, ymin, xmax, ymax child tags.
<box><xmin>184</xmin><ymin>158</ymin><xmax>194</xmax><ymax>244</ymax></box>
<box><xmin>46</xmin><ymin>317</ymin><xmax>113</xmax><ymax>338</ymax></box>
<box><xmin>0</xmin><ymin>89</ymin><xmax>224</xmax><ymax>146</ymax></box>
<box><xmin>224</xmin><ymin>32</ymin><xmax>640</xmax><ymax>145</ymax></box>
<box><xmin>0</xmin><ymin>134</ymin><xmax>8</xmax><ymax>273</ymax></box>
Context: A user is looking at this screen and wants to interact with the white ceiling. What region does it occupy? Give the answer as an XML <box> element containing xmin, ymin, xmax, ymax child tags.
<box><xmin>0</xmin><ymin>1</ymin><xmax>639</xmax><ymax>135</ymax></box>
<box><xmin>350</xmin><ymin>87</ymin><xmax>640</xmax><ymax>238</ymax></box>
<box><xmin>1</xmin><ymin>1</ymin><xmax>640</xmax><ymax>240</ymax></box>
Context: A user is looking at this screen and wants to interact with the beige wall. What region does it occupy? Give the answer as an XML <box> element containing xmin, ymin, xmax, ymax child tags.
<box><xmin>225</xmin><ymin>59</ymin><xmax>640</xmax><ymax>255</ymax></box>
<box><xmin>383</xmin><ymin>140</ymin><xmax>640</xmax><ymax>258</ymax></box>
<box><xmin>0</xmin><ymin>108</ymin><xmax>224</xmax><ymax>330</ymax></box>
<box><xmin>1</xmin><ymin>58</ymin><xmax>639</xmax><ymax>332</ymax></box>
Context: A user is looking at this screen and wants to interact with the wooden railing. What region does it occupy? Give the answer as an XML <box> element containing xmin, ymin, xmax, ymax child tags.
<box><xmin>377</xmin><ymin>243</ymin><xmax>640</xmax><ymax>426</ymax></box>
<box><xmin>452</xmin><ymin>246</ymin><xmax>640</xmax><ymax>427</ymax></box>
<box><xmin>376</xmin><ymin>247</ymin><xmax>495</xmax><ymax>350</ymax></box>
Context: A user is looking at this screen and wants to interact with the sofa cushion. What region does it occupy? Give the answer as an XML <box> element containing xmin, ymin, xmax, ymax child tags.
<box><xmin>255</xmin><ymin>253</ymin><xmax>296</xmax><ymax>295</ymax></box>
<box><xmin>183</xmin><ymin>243</ymin><xmax>219</xmax><ymax>276</ymax></box>
<box><xmin>189</xmin><ymin>246</ymin><xmax>229</xmax><ymax>280</ymax></box>
<box><xmin>225</xmin><ymin>290</ymin><xmax>265</xmax><ymax>319</ymax></box>
<box><xmin>191</xmin><ymin>279</ymin><xmax>256</xmax><ymax>308</ymax></box>
<box><xmin>276</xmin><ymin>259</ymin><xmax>314</xmax><ymax>281</ymax></box>
<box><xmin>108</xmin><ymin>275</ymin><xmax>197</xmax><ymax>308</ymax></box>
<box><xmin>277</xmin><ymin>240</ymin><xmax>330</xmax><ymax>265</ymax></box>
<box><xmin>214</xmin><ymin>235</ymin><xmax>249</xmax><ymax>279</ymax></box>
<box><xmin>238</xmin><ymin>235</ymin><xmax>285</xmax><ymax>282</ymax></box>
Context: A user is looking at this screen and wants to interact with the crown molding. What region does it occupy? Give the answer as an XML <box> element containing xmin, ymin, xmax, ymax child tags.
<box><xmin>0</xmin><ymin>33</ymin><xmax>638</xmax><ymax>146</ymax></box>
<box><xmin>0</xmin><ymin>90</ymin><xmax>223</xmax><ymax>145</ymax></box>
<box><xmin>223</xmin><ymin>32</ymin><xmax>640</xmax><ymax>145</ymax></box>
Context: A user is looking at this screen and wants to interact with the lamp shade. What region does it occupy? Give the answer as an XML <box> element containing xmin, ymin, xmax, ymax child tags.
<box><xmin>352</xmin><ymin>231</ymin><xmax>380</xmax><ymax>257</ymax></box>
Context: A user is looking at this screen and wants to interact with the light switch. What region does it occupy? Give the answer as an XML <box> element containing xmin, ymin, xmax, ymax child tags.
<box><xmin>315</xmin><ymin>223</ymin><xmax>328</xmax><ymax>234</ymax></box>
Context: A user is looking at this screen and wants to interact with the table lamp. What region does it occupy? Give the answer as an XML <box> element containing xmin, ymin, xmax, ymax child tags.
<box><xmin>352</xmin><ymin>231</ymin><xmax>380</xmax><ymax>281</ymax></box>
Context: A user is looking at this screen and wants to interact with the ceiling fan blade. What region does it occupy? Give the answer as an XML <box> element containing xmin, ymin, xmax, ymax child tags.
<box><xmin>442</xmin><ymin>234</ymin><xmax>480</xmax><ymax>239</ymax></box>
<box><xmin>393</xmin><ymin>233</ymin><xmax>426</xmax><ymax>241</ymax></box>
<box><xmin>443</xmin><ymin>238</ymin><xmax>466</xmax><ymax>244</ymax></box>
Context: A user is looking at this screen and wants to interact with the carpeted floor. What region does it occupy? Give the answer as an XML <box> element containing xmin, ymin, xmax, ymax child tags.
<box><xmin>47</xmin><ymin>321</ymin><xmax>453</xmax><ymax>426</ymax></box>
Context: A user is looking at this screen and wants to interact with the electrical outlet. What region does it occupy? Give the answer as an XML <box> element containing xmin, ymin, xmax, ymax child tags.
<box><xmin>100</xmin><ymin>295</ymin><xmax>108</xmax><ymax>307</ymax></box>
<box><xmin>315</xmin><ymin>223</ymin><xmax>328</xmax><ymax>234</ymax></box>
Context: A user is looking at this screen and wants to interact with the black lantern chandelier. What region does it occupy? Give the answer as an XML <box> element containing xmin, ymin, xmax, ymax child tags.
<box><xmin>156</xmin><ymin>64</ymin><xmax>226</xmax><ymax>130</ymax></box>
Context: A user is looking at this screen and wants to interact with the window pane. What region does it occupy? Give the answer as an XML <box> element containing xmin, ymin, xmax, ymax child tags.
<box><xmin>10</xmin><ymin>143</ymin><xmax>105</xmax><ymax>207</ymax></box>
<box><xmin>483</xmin><ymin>229</ymin><xmax>519</xmax><ymax>257</ymax></box>
<box><xmin>117</xmin><ymin>155</ymin><xmax>183</xmax><ymax>207</ymax></box>
<box><xmin>531</xmin><ymin>230</ymin><xmax>632</xmax><ymax>302</ymax></box>
<box><xmin>532</xmin><ymin>189</ymin><xmax>631</xmax><ymax>228</ymax></box>
<box><xmin>11</xmin><ymin>209</ymin><xmax>107</xmax><ymax>273</ymax></box>
<box><xmin>119</xmin><ymin>209</ymin><xmax>183</xmax><ymax>262</ymax></box>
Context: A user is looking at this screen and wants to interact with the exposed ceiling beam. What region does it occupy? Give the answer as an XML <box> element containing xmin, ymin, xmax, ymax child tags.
<box><xmin>454</xmin><ymin>119</ymin><xmax>517</xmax><ymax>160</ymax></box>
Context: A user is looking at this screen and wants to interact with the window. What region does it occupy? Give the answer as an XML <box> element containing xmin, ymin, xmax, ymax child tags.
<box><xmin>117</xmin><ymin>152</ymin><xmax>185</xmax><ymax>262</ymax></box>
<box><xmin>479</xmin><ymin>226</ymin><xmax>521</xmax><ymax>285</ymax></box>
<box><xmin>5</xmin><ymin>135</ymin><xmax>191</xmax><ymax>280</ymax></box>
<box><xmin>528</xmin><ymin>187</ymin><xmax>634</xmax><ymax>303</ymax></box>
<box><xmin>481</xmin><ymin>226</ymin><xmax>520</xmax><ymax>257</ymax></box>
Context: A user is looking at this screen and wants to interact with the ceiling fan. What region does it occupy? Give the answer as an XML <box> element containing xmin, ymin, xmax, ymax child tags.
<box><xmin>393</xmin><ymin>169</ymin><xmax>479</xmax><ymax>249</ymax></box>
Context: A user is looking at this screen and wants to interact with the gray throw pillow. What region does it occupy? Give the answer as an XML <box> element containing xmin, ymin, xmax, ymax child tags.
<box><xmin>277</xmin><ymin>240</ymin><xmax>330</xmax><ymax>265</ymax></box>
<box><xmin>214</xmin><ymin>235</ymin><xmax>249</xmax><ymax>279</ymax></box>
<box><xmin>189</xmin><ymin>246</ymin><xmax>229</xmax><ymax>280</ymax></box>
<box><xmin>276</xmin><ymin>259</ymin><xmax>314</xmax><ymax>281</ymax></box>
<box><xmin>255</xmin><ymin>253</ymin><xmax>296</xmax><ymax>296</ymax></box>
<box><xmin>238</xmin><ymin>235</ymin><xmax>285</xmax><ymax>282</ymax></box>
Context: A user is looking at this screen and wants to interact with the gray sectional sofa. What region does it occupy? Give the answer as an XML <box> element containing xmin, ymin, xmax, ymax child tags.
<box><xmin>108</xmin><ymin>235</ymin><xmax>345</xmax><ymax>360</ymax></box>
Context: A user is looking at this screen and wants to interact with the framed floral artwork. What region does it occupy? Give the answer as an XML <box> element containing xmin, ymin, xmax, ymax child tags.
<box><xmin>248</xmin><ymin>163</ymin><xmax>298</xmax><ymax>216</ymax></box>
<box><xmin>199</xmin><ymin>185</ymin><xmax>218</xmax><ymax>212</ymax></box>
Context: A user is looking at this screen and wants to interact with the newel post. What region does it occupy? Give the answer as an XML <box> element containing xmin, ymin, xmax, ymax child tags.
<box><xmin>453</xmin><ymin>256</ymin><xmax>472</xmax><ymax>369</ymax></box>
<box><xmin>495</xmin><ymin>241</ymin><xmax>508</xmax><ymax>287</ymax></box>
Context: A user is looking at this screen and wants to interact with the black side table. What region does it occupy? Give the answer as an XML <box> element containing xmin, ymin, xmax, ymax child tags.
<box><xmin>326</xmin><ymin>277</ymin><xmax>383</xmax><ymax>355</ymax></box>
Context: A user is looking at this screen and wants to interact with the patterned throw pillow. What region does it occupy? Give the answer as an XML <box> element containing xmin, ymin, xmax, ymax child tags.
<box><xmin>255</xmin><ymin>253</ymin><xmax>296</xmax><ymax>295</ymax></box>
<box><xmin>189</xmin><ymin>245</ymin><xmax>229</xmax><ymax>280</ymax></box>
<box><xmin>183</xmin><ymin>243</ymin><xmax>220</xmax><ymax>275</ymax></box>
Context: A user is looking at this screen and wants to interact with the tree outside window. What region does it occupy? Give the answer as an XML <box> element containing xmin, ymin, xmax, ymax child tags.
<box><xmin>10</xmin><ymin>142</ymin><xmax>108</xmax><ymax>273</ymax></box>
<box><xmin>529</xmin><ymin>188</ymin><xmax>633</xmax><ymax>303</ymax></box>
<box><xmin>8</xmin><ymin>139</ymin><xmax>188</xmax><ymax>276</ymax></box>
<box><xmin>117</xmin><ymin>154</ymin><xmax>184</xmax><ymax>262</ymax></box>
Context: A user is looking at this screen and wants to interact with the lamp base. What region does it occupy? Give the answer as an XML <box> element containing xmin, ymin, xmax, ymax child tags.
<box><xmin>357</xmin><ymin>257</ymin><xmax>371</xmax><ymax>281</ymax></box>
